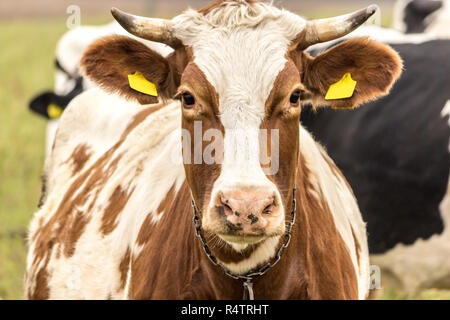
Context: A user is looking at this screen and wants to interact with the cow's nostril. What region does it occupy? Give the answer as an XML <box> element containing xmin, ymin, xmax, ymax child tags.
<box><xmin>248</xmin><ymin>214</ymin><xmax>259</xmax><ymax>224</ymax></box>
<box><xmin>223</xmin><ymin>203</ymin><xmax>233</xmax><ymax>214</ymax></box>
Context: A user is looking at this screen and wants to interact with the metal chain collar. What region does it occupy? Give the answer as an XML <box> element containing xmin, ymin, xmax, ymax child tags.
<box><xmin>192</xmin><ymin>185</ymin><xmax>297</xmax><ymax>300</ymax></box>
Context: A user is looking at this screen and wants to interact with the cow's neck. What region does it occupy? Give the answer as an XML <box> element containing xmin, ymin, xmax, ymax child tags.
<box><xmin>129</xmin><ymin>139</ymin><xmax>358</xmax><ymax>300</ymax></box>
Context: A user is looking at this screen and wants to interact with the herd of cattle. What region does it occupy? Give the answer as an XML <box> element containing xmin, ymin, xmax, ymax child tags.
<box><xmin>25</xmin><ymin>0</ymin><xmax>449</xmax><ymax>299</ymax></box>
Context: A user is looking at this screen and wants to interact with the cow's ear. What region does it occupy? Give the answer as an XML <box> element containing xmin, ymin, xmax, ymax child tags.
<box><xmin>410</xmin><ymin>0</ymin><xmax>443</xmax><ymax>17</ymax></box>
<box><xmin>80</xmin><ymin>35</ymin><xmax>185</xmax><ymax>105</ymax></box>
<box><xmin>298</xmin><ymin>38</ymin><xmax>403</xmax><ymax>109</ymax></box>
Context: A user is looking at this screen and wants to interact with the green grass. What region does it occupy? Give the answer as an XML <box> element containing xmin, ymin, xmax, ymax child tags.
<box><xmin>0</xmin><ymin>19</ymin><xmax>68</xmax><ymax>300</ymax></box>
<box><xmin>381</xmin><ymin>289</ymin><xmax>450</xmax><ymax>300</ymax></box>
<box><xmin>0</xmin><ymin>18</ymin><xmax>448</xmax><ymax>301</ymax></box>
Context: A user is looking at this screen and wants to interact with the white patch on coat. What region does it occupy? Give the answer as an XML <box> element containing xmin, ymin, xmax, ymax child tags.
<box><xmin>221</xmin><ymin>236</ymin><xmax>281</xmax><ymax>275</ymax></box>
<box><xmin>26</xmin><ymin>89</ymin><xmax>185</xmax><ymax>299</ymax></box>
<box><xmin>299</xmin><ymin>126</ymin><xmax>370</xmax><ymax>300</ymax></box>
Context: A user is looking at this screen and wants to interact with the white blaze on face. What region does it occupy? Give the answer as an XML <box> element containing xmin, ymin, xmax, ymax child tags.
<box><xmin>172</xmin><ymin>3</ymin><xmax>306</xmax><ymax>209</ymax></box>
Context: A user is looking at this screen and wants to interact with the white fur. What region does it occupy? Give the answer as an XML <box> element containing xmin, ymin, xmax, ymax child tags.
<box><xmin>172</xmin><ymin>1</ymin><xmax>306</xmax><ymax>240</ymax></box>
<box><xmin>299</xmin><ymin>127</ymin><xmax>370</xmax><ymax>300</ymax></box>
<box><xmin>426</xmin><ymin>0</ymin><xmax>450</xmax><ymax>37</ymax></box>
<box><xmin>26</xmin><ymin>89</ymin><xmax>185</xmax><ymax>299</ymax></box>
<box><xmin>222</xmin><ymin>236</ymin><xmax>281</xmax><ymax>275</ymax></box>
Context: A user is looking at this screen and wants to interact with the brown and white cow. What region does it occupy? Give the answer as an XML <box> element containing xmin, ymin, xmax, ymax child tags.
<box><xmin>25</xmin><ymin>0</ymin><xmax>402</xmax><ymax>300</ymax></box>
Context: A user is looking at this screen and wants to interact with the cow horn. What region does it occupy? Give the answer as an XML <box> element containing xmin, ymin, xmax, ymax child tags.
<box><xmin>303</xmin><ymin>5</ymin><xmax>378</xmax><ymax>48</ymax></box>
<box><xmin>111</xmin><ymin>7</ymin><xmax>180</xmax><ymax>48</ymax></box>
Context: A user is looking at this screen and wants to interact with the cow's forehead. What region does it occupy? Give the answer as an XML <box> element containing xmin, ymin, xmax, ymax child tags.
<box><xmin>173</xmin><ymin>5</ymin><xmax>306</xmax><ymax>128</ymax></box>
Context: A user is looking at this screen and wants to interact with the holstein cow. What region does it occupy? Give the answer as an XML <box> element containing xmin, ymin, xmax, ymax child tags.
<box><xmin>393</xmin><ymin>0</ymin><xmax>450</xmax><ymax>36</ymax></box>
<box><xmin>28</xmin><ymin>22</ymin><xmax>172</xmax><ymax>156</ymax></box>
<box><xmin>25</xmin><ymin>0</ymin><xmax>402</xmax><ymax>300</ymax></box>
<box><xmin>302</xmin><ymin>37</ymin><xmax>450</xmax><ymax>291</ymax></box>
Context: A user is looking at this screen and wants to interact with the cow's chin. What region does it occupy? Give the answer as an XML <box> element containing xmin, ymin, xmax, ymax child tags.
<box><xmin>218</xmin><ymin>234</ymin><xmax>266</xmax><ymax>245</ymax></box>
<box><xmin>203</xmin><ymin>223</ymin><xmax>286</xmax><ymax>246</ymax></box>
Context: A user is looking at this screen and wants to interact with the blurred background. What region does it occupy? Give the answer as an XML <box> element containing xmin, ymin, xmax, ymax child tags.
<box><xmin>0</xmin><ymin>0</ymin><xmax>448</xmax><ymax>300</ymax></box>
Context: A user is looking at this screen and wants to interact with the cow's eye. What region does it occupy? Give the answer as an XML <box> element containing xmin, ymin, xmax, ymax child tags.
<box><xmin>182</xmin><ymin>93</ymin><xmax>196</xmax><ymax>106</ymax></box>
<box><xmin>290</xmin><ymin>90</ymin><xmax>302</xmax><ymax>104</ymax></box>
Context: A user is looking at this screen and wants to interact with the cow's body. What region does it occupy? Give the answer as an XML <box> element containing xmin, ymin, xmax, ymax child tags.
<box><xmin>26</xmin><ymin>0</ymin><xmax>403</xmax><ymax>300</ymax></box>
<box><xmin>26</xmin><ymin>88</ymin><xmax>369</xmax><ymax>299</ymax></box>
<box><xmin>301</xmin><ymin>39</ymin><xmax>450</xmax><ymax>291</ymax></box>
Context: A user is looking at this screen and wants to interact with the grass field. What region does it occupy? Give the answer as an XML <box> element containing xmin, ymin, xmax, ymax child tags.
<box><xmin>0</xmin><ymin>17</ymin><xmax>448</xmax><ymax>300</ymax></box>
<box><xmin>0</xmin><ymin>19</ymin><xmax>67</xmax><ymax>299</ymax></box>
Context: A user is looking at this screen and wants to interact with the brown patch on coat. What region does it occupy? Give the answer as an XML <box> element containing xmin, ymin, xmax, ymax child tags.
<box><xmin>101</xmin><ymin>186</ymin><xmax>136</xmax><ymax>236</ymax></box>
<box><xmin>260</xmin><ymin>60</ymin><xmax>300</xmax><ymax>215</ymax></box>
<box><xmin>64</xmin><ymin>144</ymin><xmax>92</xmax><ymax>175</ymax></box>
<box><xmin>136</xmin><ymin>185</ymin><xmax>177</xmax><ymax>246</ymax></box>
<box><xmin>179</xmin><ymin>63</ymin><xmax>223</xmax><ymax>214</ymax></box>
<box><xmin>157</xmin><ymin>185</ymin><xmax>176</xmax><ymax>213</ymax></box>
<box><xmin>297</xmin><ymin>154</ymin><xmax>359</xmax><ymax>299</ymax></box>
<box><xmin>63</xmin><ymin>210</ymin><xmax>91</xmax><ymax>257</ymax></box>
<box><xmin>28</xmin><ymin>264</ymin><xmax>50</xmax><ymax>300</ymax></box>
<box><xmin>28</xmin><ymin>105</ymin><xmax>164</xmax><ymax>299</ymax></box>
<box><xmin>136</xmin><ymin>214</ymin><xmax>153</xmax><ymax>246</ymax></box>
<box><xmin>118</xmin><ymin>247</ymin><xmax>131</xmax><ymax>291</ymax></box>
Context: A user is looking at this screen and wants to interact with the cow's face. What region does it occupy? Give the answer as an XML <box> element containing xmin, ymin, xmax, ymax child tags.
<box><xmin>81</xmin><ymin>1</ymin><xmax>402</xmax><ymax>250</ymax></box>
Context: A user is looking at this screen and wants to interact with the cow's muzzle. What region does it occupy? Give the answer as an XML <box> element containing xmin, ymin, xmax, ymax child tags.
<box><xmin>204</xmin><ymin>187</ymin><xmax>285</xmax><ymax>244</ymax></box>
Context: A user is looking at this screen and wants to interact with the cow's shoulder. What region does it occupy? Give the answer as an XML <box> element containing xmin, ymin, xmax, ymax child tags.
<box><xmin>43</xmin><ymin>88</ymin><xmax>141</xmax><ymax>192</ymax></box>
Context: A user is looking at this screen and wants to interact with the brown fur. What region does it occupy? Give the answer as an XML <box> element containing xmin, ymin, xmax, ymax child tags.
<box><xmin>128</xmin><ymin>156</ymin><xmax>359</xmax><ymax>299</ymax></box>
<box><xmin>118</xmin><ymin>247</ymin><xmax>131</xmax><ymax>292</ymax></box>
<box><xmin>101</xmin><ymin>186</ymin><xmax>136</xmax><ymax>236</ymax></box>
<box><xmin>292</xmin><ymin>37</ymin><xmax>403</xmax><ymax>109</ymax></box>
<box><xmin>64</xmin><ymin>144</ymin><xmax>92</xmax><ymax>176</ymax></box>
<box><xmin>30</xmin><ymin>2</ymin><xmax>405</xmax><ymax>299</ymax></box>
<box><xmin>80</xmin><ymin>35</ymin><xmax>189</xmax><ymax>104</ymax></box>
<box><xmin>27</xmin><ymin>105</ymin><xmax>165</xmax><ymax>299</ymax></box>
<box><xmin>127</xmin><ymin>58</ymin><xmax>359</xmax><ymax>299</ymax></box>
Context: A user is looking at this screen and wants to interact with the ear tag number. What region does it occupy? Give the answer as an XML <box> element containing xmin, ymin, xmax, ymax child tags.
<box><xmin>47</xmin><ymin>104</ymin><xmax>63</xmax><ymax>119</ymax></box>
<box><xmin>128</xmin><ymin>71</ymin><xmax>158</xmax><ymax>97</ymax></box>
<box><xmin>325</xmin><ymin>72</ymin><xmax>357</xmax><ymax>101</ymax></box>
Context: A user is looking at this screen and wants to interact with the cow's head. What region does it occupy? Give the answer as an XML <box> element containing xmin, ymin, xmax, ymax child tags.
<box><xmin>394</xmin><ymin>0</ymin><xmax>443</xmax><ymax>33</ymax></box>
<box><xmin>81</xmin><ymin>0</ymin><xmax>401</xmax><ymax>267</ymax></box>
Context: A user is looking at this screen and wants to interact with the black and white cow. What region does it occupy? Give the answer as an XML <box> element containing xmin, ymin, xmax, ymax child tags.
<box><xmin>301</xmin><ymin>38</ymin><xmax>450</xmax><ymax>291</ymax></box>
<box><xmin>393</xmin><ymin>0</ymin><xmax>450</xmax><ymax>36</ymax></box>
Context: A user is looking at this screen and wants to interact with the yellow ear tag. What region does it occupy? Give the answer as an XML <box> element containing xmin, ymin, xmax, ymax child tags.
<box><xmin>325</xmin><ymin>72</ymin><xmax>357</xmax><ymax>101</ymax></box>
<box><xmin>128</xmin><ymin>71</ymin><xmax>158</xmax><ymax>97</ymax></box>
<box><xmin>47</xmin><ymin>104</ymin><xmax>63</xmax><ymax>119</ymax></box>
